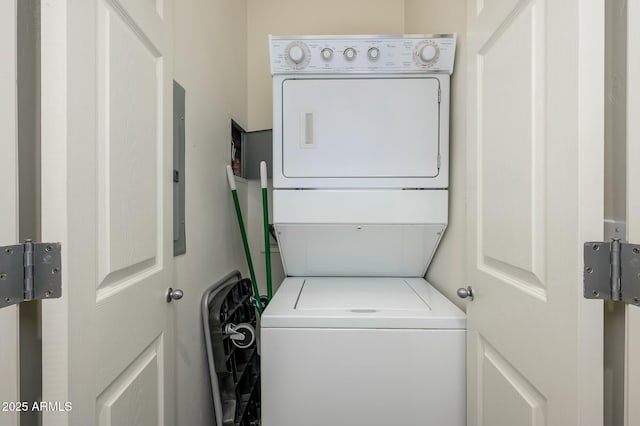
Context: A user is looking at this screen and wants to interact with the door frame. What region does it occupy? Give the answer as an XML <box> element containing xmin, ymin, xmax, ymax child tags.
<box><xmin>0</xmin><ymin>0</ymin><xmax>20</xmax><ymax>425</ymax></box>
<box><xmin>40</xmin><ymin>1</ymin><xmax>71</xmax><ymax>421</ymax></box>
<box><xmin>625</xmin><ymin>0</ymin><xmax>640</xmax><ymax>423</ymax></box>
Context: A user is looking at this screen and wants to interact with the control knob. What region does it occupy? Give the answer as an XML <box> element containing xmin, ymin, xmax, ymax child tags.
<box><xmin>367</xmin><ymin>47</ymin><xmax>380</xmax><ymax>61</ymax></box>
<box><xmin>344</xmin><ymin>47</ymin><xmax>356</xmax><ymax>61</ymax></box>
<box><xmin>417</xmin><ymin>42</ymin><xmax>439</xmax><ymax>64</ymax></box>
<box><xmin>288</xmin><ymin>45</ymin><xmax>305</xmax><ymax>64</ymax></box>
<box><xmin>321</xmin><ymin>48</ymin><xmax>333</xmax><ymax>61</ymax></box>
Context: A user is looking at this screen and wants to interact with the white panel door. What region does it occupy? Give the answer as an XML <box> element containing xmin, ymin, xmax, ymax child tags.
<box><xmin>40</xmin><ymin>0</ymin><xmax>175</xmax><ymax>424</ymax></box>
<box><xmin>626</xmin><ymin>0</ymin><xmax>640</xmax><ymax>423</ymax></box>
<box><xmin>466</xmin><ymin>0</ymin><xmax>604</xmax><ymax>425</ymax></box>
<box><xmin>0</xmin><ymin>1</ymin><xmax>19</xmax><ymax>425</ymax></box>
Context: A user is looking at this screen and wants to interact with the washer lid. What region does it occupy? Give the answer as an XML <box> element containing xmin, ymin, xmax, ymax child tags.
<box><xmin>261</xmin><ymin>277</ymin><xmax>465</xmax><ymax>329</ymax></box>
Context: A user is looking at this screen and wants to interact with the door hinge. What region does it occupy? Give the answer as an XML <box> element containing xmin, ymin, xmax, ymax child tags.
<box><xmin>438</xmin><ymin>87</ymin><xmax>441</xmax><ymax>104</ymax></box>
<box><xmin>0</xmin><ymin>240</ymin><xmax>62</xmax><ymax>309</ymax></box>
<box><xmin>584</xmin><ymin>239</ymin><xmax>640</xmax><ymax>306</ymax></box>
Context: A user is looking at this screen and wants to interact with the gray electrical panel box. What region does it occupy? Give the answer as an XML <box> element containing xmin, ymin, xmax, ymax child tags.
<box><xmin>173</xmin><ymin>81</ymin><xmax>186</xmax><ymax>256</ymax></box>
<box><xmin>231</xmin><ymin>121</ymin><xmax>272</xmax><ymax>180</ymax></box>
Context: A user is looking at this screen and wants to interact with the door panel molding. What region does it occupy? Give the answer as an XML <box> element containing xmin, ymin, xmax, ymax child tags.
<box><xmin>477</xmin><ymin>335</ymin><xmax>547</xmax><ymax>426</ymax></box>
<box><xmin>96</xmin><ymin>335</ymin><xmax>164</xmax><ymax>426</ymax></box>
<box><xmin>475</xmin><ymin>0</ymin><xmax>547</xmax><ymax>301</ymax></box>
<box><xmin>96</xmin><ymin>0</ymin><xmax>164</xmax><ymax>292</ymax></box>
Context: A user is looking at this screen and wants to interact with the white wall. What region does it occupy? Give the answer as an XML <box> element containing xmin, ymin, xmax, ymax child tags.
<box><xmin>405</xmin><ymin>0</ymin><xmax>467</xmax><ymax>310</ymax></box>
<box><xmin>172</xmin><ymin>1</ymin><xmax>249</xmax><ymax>425</ymax></box>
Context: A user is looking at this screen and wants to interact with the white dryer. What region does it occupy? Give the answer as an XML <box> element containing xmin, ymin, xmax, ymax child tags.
<box><xmin>262</xmin><ymin>35</ymin><xmax>465</xmax><ymax>426</ymax></box>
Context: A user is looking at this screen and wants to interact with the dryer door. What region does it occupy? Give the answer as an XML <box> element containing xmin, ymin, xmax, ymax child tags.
<box><xmin>281</xmin><ymin>77</ymin><xmax>441</xmax><ymax>180</ymax></box>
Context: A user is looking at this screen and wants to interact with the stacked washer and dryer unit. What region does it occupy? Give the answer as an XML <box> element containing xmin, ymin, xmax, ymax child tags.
<box><xmin>261</xmin><ymin>35</ymin><xmax>465</xmax><ymax>426</ymax></box>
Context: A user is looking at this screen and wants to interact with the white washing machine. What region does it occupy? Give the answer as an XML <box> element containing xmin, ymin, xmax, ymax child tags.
<box><xmin>261</xmin><ymin>35</ymin><xmax>465</xmax><ymax>426</ymax></box>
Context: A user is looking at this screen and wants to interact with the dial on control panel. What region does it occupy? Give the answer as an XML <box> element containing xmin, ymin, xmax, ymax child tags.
<box><xmin>285</xmin><ymin>41</ymin><xmax>310</xmax><ymax>68</ymax></box>
<box><xmin>416</xmin><ymin>41</ymin><xmax>440</xmax><ymax>65</ymax></box>
<box><xmin>367</xmin><ymin>47</ymin><xmax>380</xmax><ymax>61</ymax></box>
<box><xmin>288</xmin><ymin>45</ymin><xmax>305</xmax><ymax>64</ymax></box>
<box><xmin>343</xmin><ymin>47</ymin><xmax>356</xmax><ymax>61</ymax></box>
<box><xmin>420</xmin><ymin>45</ymin><xmax>437</xmax><ymax>62</ymax></box>
<box><xmin>321</xmin><ymin>48</ymin><xmax>333</xmax><ymax>61</ymax></box>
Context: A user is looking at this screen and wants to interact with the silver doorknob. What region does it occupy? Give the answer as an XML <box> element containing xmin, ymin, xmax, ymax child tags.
<box><xmin>166</xmin><ymin>288</ymin><xmax>184</xmax><ymax>303</ymax></box>
<box><xmin>457</xmin><ymin>286</ymin><xmax>474</xmax><ymax>301</ymax></box>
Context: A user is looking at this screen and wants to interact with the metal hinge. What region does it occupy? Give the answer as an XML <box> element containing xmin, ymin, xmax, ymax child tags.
<box><xmin>438</xmin><ymin>87</ymin><xmax>441</xmax><ymax>104</ymax></box>
<box><xmin>584</xmin><ymin>239</ymin><xmax>640</xmax><ymax>306</ymax></box>
<box><xmin>0</xmin><ymin>240</ymin><xmax>62</xmax><ymax>309</ymax></box>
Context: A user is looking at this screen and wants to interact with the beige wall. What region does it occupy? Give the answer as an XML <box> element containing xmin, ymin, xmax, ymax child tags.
<box><xmin>172</xmin><ymin>1</ymin><xmax>249</xmax><ymax>425</ymax></box>
<box><xmin>247</xmin><ymin>0</ymin><xmax>405</xmax><ymax>131</ymax></box>
<box><xmin>405</xmin><ymin>0</ymin><xmax>467</xmax><ymax>309</ymax></box>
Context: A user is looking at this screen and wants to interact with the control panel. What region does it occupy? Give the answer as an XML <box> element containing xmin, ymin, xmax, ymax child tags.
<box><xmin>269</xmin><ymin>34</ymin><xmax>457</xmax><ymax>75</ymax></box>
